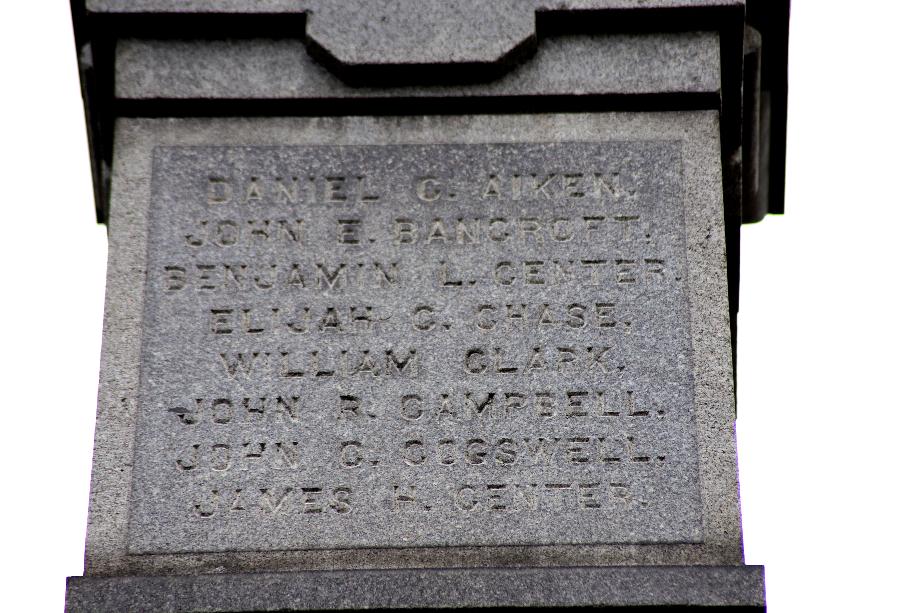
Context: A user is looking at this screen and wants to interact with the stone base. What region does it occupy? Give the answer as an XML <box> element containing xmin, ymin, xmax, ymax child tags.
<box><xmin>66</xmin><ymin>565</ymin><xmax>765</xmax><ymax>612</ymax></box>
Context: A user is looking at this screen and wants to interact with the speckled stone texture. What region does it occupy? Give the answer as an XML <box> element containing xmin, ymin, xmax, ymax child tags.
<box><xmin>115</xmin><ymin>32</ymin><xmax>720</xmax><ymax>101</ymax></box>
<box><xmin>304</xmin><ymin>1</ymin><xmax>536</xmax><ymax>68</ymax></box>
<box><xmin>81</xmin><ymin>112</ymin><xmax>744</xmax><ymax>581</ymax></box>
<box><xmin>130</xmin><ymin>140</ymin><xmax>700</xmax><ymax>554</ymax></box>
<box><xmin>66</xmin><ymin>566</ymin><xmax>765</xmax><ymax>612</ymax></box>
<box><xmin>67</xmin><ymin>0</ymin><xmax>777</xmax><ymax>607</ymax></box>
<box><xmin>86</xmin><ymin>0</ymin><xmax>742</xmax><ymax>13</ymax></box>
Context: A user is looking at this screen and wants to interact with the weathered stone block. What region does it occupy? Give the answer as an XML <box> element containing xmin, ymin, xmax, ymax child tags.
<box><xmin>132</xmin><ymin>138</ymin><xmax>699</xmax><ymax>553</ymax></box>
<box><xmin>86</xmin><ymin>113</ymin><xmax>743</xmax><ymax>579</ymax></box>
<box><xmin>68</xmin><ymin>0</ymin><xmax>789</xmax><ymax>608</ymax></box>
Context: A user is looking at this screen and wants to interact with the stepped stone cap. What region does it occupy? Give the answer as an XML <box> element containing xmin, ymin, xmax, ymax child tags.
<box><xmin>85</xmin><ymin>0</ymin><xmax>742</xmax><ymax>13</ymax></box>
<box><xmin>304</xmin><ymin>0</ymin><xmax>536</xmax><ymax>69</ymax></box>
<box><xmin>74</xmin><ymin>0</ymin><xmax>787</xmax><ymax>225</ymax></box>
<box><xmin>84</xmin><ymin>0</ymin><xmax>742</xmax><ymax>70</ymax></box>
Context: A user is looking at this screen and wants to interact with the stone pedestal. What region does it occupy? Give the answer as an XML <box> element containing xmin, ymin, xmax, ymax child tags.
<box><xmin>66</xmin><ymin>1</ymin><xmax>788</xmax><ymax>610</ymax></box>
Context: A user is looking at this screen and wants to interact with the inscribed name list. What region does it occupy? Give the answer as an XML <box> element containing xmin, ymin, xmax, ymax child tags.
<box><xmin>127</xmin><ymin>141</ymin><xmax>702</xmax><ymax>553</ymax></box>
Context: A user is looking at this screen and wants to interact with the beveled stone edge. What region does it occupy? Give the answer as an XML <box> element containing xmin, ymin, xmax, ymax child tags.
<box><xmin>67</xmin><ymin>565</ymin><xmax>765</xmax><ymax>612</ymax></box>
<box><xmin>85</xmin><ymin>1</ymin><xmax>744</xmax><ymax>15</ymax></box>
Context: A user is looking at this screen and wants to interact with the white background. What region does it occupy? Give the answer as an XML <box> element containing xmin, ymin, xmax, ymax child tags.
<box><xmin>1</xmin><ymin>1</ymin><xmax>918</xmax><ymax>611</ymax></box>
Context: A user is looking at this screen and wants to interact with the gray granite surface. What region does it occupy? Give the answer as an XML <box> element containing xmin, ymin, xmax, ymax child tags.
<box><xmin>115</xmin><ymin>32</ymin><xmax>720</xmax><ymax>100</ymax></box>
<box><xmin>67</xmin><ymin>566</ymin><xmax>765</xmax><ymax>612</ymax></box>
<box><xmin>305</xmin><ymin>1</ymin><xmax>535</xmax><ymax>67</ymax></box>
<box><xmin>86</xmin><ymin>0</ymin><xmax>743</xmax><ymax>14</ymax></box>
<box><xmin>85</xmin><ymin>112</ymin><xmax>740</xmax><ymax>577</ymax></box>
<box><xmin>69</xmin><ymin>3</ymin><xmax>773</xmax><ymax>609</ymax></box>
<box><xmin>129</xmin><ymin>140</ymin><xmax>700</xmax><ymax>554</ymax></box>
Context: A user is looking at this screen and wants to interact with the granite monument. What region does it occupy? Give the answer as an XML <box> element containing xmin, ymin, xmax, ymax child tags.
<box><xmin>65</xmin><ymin>1</ymin><xmax>789</xmax><ymax>610</ymax></box>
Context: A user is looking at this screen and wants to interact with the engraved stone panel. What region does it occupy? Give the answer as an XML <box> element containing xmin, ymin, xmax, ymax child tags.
<box><xmin>127</xmin><ymin>141</ymin><xmax>701</xmax><ymax>554</ymax></box>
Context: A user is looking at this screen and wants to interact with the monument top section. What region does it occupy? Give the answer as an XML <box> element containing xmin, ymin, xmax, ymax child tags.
<box><xmin>71</xmin><ymin>0</ymin><xmax>788</xmax><ymax>225</ymax></box>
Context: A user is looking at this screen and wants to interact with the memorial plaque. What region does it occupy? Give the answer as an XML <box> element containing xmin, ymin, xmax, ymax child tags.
<box><xmin>68</xmin><ymin>1</ymin><xmax>784</xmax><ymax>607</ymax></box>
<box><xmin>128</xmin><ymin>140</ymin><xmax>702</xmax><ymax>554</ymax></box>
